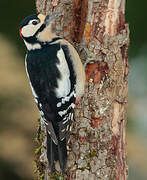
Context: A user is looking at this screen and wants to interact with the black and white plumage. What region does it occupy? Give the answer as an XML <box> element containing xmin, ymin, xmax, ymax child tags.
<box><xmin>19</xmin><ymin>13</ymin><xmax>85</xmax><ymax>173</ymax></box>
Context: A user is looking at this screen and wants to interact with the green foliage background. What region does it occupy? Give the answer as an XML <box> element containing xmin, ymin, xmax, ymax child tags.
<box><xmin>0</xmin><ymin>0</ymin><xmax>147</xmax><ymax>179</ymax></box>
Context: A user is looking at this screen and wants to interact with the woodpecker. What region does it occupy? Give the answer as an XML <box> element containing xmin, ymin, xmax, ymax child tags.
<box><xmin>19</xmin><ymin>12</ymin><xmax>85</xmax><ymax>173</ymax></box>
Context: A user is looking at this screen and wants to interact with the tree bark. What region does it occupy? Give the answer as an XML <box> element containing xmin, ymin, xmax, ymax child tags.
<box><xmin>35</xmin><ymin>0</ymin><xmax>129</xmax><ymax>179</ymax></box>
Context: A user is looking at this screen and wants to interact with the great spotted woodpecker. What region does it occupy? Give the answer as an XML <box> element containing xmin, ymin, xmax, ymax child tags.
<box><xmin>19</xmin><ymin>12</ymin><xmax>85</xmax><ymax>173</ymax></box>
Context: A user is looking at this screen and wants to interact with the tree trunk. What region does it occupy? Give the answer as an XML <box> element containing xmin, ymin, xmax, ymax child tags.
<box><xmin>35</xmin><ymin>0</ymin><xmax>129</xmax><ymax>179</ymax></box>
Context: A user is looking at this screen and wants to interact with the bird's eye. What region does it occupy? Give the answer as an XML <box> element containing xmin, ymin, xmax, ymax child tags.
<box><xmin>32</xmin><ymin>20</ymin><xmax>38</xmax><ymax>25</ymax></box>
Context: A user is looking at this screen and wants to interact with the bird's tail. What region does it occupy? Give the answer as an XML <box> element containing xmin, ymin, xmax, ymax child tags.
<box><xmin>47</xmin><ymin>133</ymin><xmax>67</xmax><ymax>173</ymax></box>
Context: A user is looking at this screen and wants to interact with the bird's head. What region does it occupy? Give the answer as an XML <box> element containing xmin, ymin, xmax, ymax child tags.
<box><xmin>19</xmin><ymin>12</ymin><xmax>62</xmax><ymax>49</ymax></box>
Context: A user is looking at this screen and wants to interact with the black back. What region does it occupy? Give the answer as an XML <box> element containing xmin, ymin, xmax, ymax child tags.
<box><xmin>26</xmin><ymin>43</ymin><xmax>60</xmax><ymax>108</ymax></box>
<box><xmin>26</xmin><ymin>42</ymin><xmax>76</xmax><ymax>134</ymax></box>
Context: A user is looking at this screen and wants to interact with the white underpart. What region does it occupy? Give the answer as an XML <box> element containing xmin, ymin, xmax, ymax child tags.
<box><xmin>24</xmin><ymin>40</ymin><xmax>41</xmax><ymax>51</ymax></box>
<box><xmin>56</xmin><ymin>48</ymin><xmax>71</xmax><ymax>98</ymax></box>
<box><xmin>58</xmin><ymin>103</ymin><xmax>75</xmax><ymax>117</ymax></box>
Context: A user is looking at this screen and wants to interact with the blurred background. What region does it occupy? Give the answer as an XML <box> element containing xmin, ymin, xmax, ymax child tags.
<box><xmin>0</xmin><ymin>0</ymin><xmax>147</xmax><ymax>179</ymax></box>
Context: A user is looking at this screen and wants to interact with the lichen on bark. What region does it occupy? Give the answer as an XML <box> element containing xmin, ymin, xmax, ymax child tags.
<box><xmin>35</xmin><ymin>0</ymin><xmax>129</xmax><ymax>179</ymax></box>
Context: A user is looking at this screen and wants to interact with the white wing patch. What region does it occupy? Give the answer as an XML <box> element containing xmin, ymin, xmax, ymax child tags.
<box><xmin>56</xmin><ymin>48</ymin><xmax>71</xmax><ymax>98</ymax></box>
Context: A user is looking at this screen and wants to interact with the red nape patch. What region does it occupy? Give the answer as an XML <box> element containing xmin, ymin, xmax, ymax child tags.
<box><xmin>19</xmin><ymin>28</ymin><xmax>22</xmax><ymax>37</ymax></box>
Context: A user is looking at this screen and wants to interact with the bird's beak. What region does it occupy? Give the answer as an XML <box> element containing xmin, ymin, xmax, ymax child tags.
<box><xmin>44</xmin><ymin>12</ymin><xmax>63</xmax><ymax>26</ymax></box>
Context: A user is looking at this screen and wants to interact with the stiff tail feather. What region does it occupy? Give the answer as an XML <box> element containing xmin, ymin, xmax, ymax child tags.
<box><xmin>47</xmin><ymin>133</ymin><xmax>67</xmax><ymax>173</ymax></box>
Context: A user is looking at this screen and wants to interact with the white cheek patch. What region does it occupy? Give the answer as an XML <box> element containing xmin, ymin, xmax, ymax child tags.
<box><xmin>21</xmin><ymin>23</ymin><xmax>42</xmax><ymax>37</ymax></box>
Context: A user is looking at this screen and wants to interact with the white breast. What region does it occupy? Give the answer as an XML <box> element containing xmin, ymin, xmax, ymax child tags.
<box><xmin>56</xmin><ymin>48</ymin><xmax>71</xmax><ymax>98</ymax></box>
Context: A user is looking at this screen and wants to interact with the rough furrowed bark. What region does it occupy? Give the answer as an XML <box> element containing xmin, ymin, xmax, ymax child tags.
<box><xmin>35</xmin><ymin>0</ymin><xmax>129</xmax><ymax>179</ymax></box>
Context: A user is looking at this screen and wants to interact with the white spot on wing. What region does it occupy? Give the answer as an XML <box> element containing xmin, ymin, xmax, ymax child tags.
<box><xmin>63</xmin><ymin>116</ymin><xmax>67</xmax><ymax>120</ymax></box>
<box><xmin>56</xmin><ymin>48</ymin><xmax>71</xmax><ymax>98</ymax></box>
<box><xmin>58</xmin><ymin>103</ymin><xmax>75</xmax><ymax>117</ymax></box>
<box><xmin>61</xmin><ymin>129</ymin><xmax>65</xmax><ymax>132</ymax></box>
<box><xmin>68</xmin><ymin>113</ymin><xmax>71</xmax><ymax>120</ymax></box>
<box><xmin>63</xmin><ymin>118</ymin><xmax>68</xmax><ymax>124</ymax></box>
<box><xmin>71</xmin><ymin>113</ymin><xmax>74</xmax><ymax>121</ymax></box>
<box><xmin>53</xmin><ymin>139</ymin><xmax>58</xmax><ymax>144</ymax></box>
<box><xmin>40</xmin><ymin>110</ymin><xmax>44</xmax><ymax>116</ymax></box>
<box><xmin>66</xmin><ymin>125</ymin><xmax>69</xmax><ymax>131</ymax></box>
<box><xmin>44</xmin><ymin>121</ymin><xmax>48</xmax><ymax>125</ymax></box>
<box><xmin>34</xmin><ymin>98</ymin><xmax>38</xmax><ymax>104</ymax></box>
<box><xmin>39</xmin><ymin>103</ymin><xmax>42</xmax><ymax>108</ymax></box>
<box><xmin>58</xmin><ymin>110</ymin><xmax>67</xmax><ymax>117</ymax></box>
<box><xmin>62</xmin><ymin>90</ymin><xmax>76</xmax><ymax>104</ymax></box>
<box><xmin>42</xmin><ymin>117</ymin><xmax>48</xmax><ymax>125</ymax></box>
<box><xmin>57</xmin><ymin>102</ymin><xmax>62</xmax><ymax>107</ymax></box>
